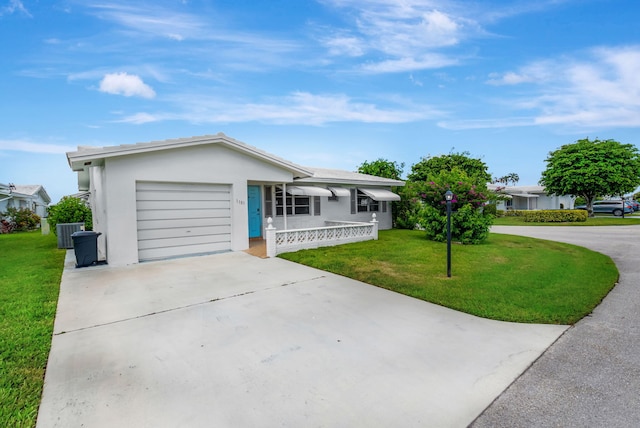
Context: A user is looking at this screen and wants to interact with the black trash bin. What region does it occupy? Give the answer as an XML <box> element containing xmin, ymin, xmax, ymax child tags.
<box><xmin>71</xmin><ymin>231</ymin><xmax>102</xmax><ymax>268</ymax></box>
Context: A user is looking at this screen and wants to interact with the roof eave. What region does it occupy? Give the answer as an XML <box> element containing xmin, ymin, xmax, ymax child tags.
<box><xmin>294</xmin><ymin>177</ymin><xmax>405</xmax><ymax>187</ymax></box>
<box><xmin>66</xmin><ymin>133</ymin><xmax>313</xmax><ymax>177</ymax></box>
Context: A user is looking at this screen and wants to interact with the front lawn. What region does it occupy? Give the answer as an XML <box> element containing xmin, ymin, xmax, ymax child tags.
<box><xmin>0</xmin><ymin>231</ymin><xmax>64</xmax><ymax>428</ymax></box>
<box><xmin>280</xmin><ymin>229</ymin><xmax>618</xmax><ymax>325</ymax></box>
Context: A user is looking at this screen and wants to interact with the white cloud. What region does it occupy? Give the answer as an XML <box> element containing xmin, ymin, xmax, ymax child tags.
<box><xmin>317</xmin><ymin>1</ymin><xmax>482</xmax><ymax>73</ymax></box>
<box><xmin>361</xmin><ymin>54</ymin><xmax>459</xmax><ymax>73</ymax></box>
<box><xmin>0</xmin><ymin>139</ymin><xmax>75</xmax><ymax>154</ymax></box>
<box><xmin>116</xmin><ymin>112</ymin><xmax>162</xmax><ymax>124</ymax></box>
<box><xmin>118</xmin><ymin>91</ymin><xmax>442</xmax><ymax>126</ymax></box>
<box><xmin>99</xmin><ymin>72</ymin><xmax>156</xmax><ymax>98</ymax></box>
<box><xmin>469</xmin><ymin>45</ymin><xmax>640</xmax><ymax>130</ymax></box>
<box><xmin>85</xmin><ymin>3</ymin><xmax>203</xmax><ymax>41</ymax></box>
<box><xmin>322</xmin><ymin>32</ymin><xmax>366</xmax><ymax>57</ymax></box>
<box><xmin>1</xmin><ymin>0</ymin><xmax>31</xmax><ymax>17</ymax></box>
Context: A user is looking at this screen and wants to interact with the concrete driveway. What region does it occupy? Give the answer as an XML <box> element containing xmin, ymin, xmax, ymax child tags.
<box><xmin>37</xmin><ymin>250</ymin><xmax>566</xmax><ymax>428</ymax></box>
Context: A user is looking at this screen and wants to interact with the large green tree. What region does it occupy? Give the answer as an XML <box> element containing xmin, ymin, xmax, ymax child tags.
<box><xmin>540</xmin><ymin>138</ymin><xmax>640</xmax><ymax>217</ymax></box>
<box><xmin>408</xmin><ymin>151</ymin><xmax>492</xmax><ymax>184</ymax></box>
<box><xmin>398</xmin><ymin>151</ymin><xmax>494</xmax><ymax>242</ymax></box>
<box><xmin>358</xmin><ymin>158</ymin><xmax>405</xmax><ymax>227</ymax></box>
<box><xmin>357</xmin><ymin>158</ymin><xmax>404</xmax><ymax>180</ymax></box>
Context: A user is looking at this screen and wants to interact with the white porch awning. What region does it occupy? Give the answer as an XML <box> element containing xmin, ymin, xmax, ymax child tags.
<box><xmin>358</xmin><ymin>188</ymin><xmax>401</xmax><ymax>201</ymax></box>
<box><xmin>287</xmin><ymin>186</ymin><xmax>333</xmax><ymax>197</ymax></box>
<box><xmin>327</xmin><ymin>186</ymin><xmax>351</xmax><ymax>197</ymax></box>
<box><xmin>512</xmin><ymin>193</ymin><xmax>539</xmax><ymax>198</ymax></box>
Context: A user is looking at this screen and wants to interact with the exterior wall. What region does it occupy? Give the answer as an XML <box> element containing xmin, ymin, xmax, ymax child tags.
<box><xmin>0</xmin><ymin>194</ymin><xmax>9</xmax><ymax>213</ymax></box>
<box><xmin>498</xmin><ymin>194</ymin><xmax>575</xmax><ymax>211</ymax></box>
<box><xmin>264</xmin><ymin>186</ymin><xmax>394</xmax><ymax>232</ymax></box>
<box><xmin>0</xmin><ymin>193</ymin><xmax>48</xmax><ymax>217</ymax></box>
<box><xmin>94</xmin><ymin>144</ymin><xmax>294</xmax><ymax>266</ymax></box>
<box><xmin>90</xmin><ymin>166</ymin><xmax>108</xmax><ymax>261</ymax></box>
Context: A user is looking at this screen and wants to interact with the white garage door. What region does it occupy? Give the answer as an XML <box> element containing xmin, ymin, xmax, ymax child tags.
<box><xmin>136</xmin><ymin>181</ymin><xmax>232</xmax><ymax>262</ymax></box>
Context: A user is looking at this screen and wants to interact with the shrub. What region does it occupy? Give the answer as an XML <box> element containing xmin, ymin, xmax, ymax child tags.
<box><xmin>504</xmin><ymin>209</ymin><xmax>527</xmax><ymax>217</ymax></box>
<box><xmin>47</xmin><ymin>197</ymin><xmax>93</xmax><ymax>235</ymax></box>
<box><xmin>523</xmin><ymin>209</ymin><xmax>588</xmax><ymax>223</ymax></box>
<box><xmin>0</xmin><ymin>207</ymin><xmax>41</xmax><ymax>233</ymax></box>
<box><xmin>412</xmin><ymin>169</ymin><xmax>493</xmax><ymax>244</ymax></box>
<box><xmin>394</xmin><ymin>188</ymin><xmax>423</xmax><ymax>229</ymax></box>
<box><xmin>418</xmin><ymin>203</ymin><xmax>493</xmax><ymax>244</ymax></box>
<box><xmin>483</xmin><ymin>203</ymin><xmax>498</xmax><ymax>217</ymax></box>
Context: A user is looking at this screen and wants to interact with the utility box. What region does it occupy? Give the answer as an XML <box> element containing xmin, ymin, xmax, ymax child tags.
<box><xmin>71</xmin><ymin>231</ymin><xmax>102</xmax><ymax>268</ymax></box>
<box><xmin>57</xmin><ymin>223</ymin><xmax>85</xmax><ymax>249</ymax></box>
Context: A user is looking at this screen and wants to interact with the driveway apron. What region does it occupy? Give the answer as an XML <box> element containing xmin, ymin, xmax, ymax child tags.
<box><xmin>37</xmin><ymin>249</ymin><xmax>566</xmax><ymax>428</ymax></box>
<box><xmin>473</xmin><ymin>226</ymin><xmax>640</xmax><ymax>428</ymax></box>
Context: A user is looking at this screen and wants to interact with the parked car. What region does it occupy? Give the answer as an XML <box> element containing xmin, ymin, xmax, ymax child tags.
<box><xmin>627</xmin><ymin>200</ymin><xmax>640</xmax><ymax>211</ymax></box>
<box><xmin>575</xmin><ymin>200</ymin><xmax>634</xmax><ymax>216</ymax></box>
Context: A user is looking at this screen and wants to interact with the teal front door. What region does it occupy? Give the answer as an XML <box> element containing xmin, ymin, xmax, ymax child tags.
<box><xmin>247</xmin><ymin>185</ymin><xmax>262</xmax><ymax>238</ymax></box>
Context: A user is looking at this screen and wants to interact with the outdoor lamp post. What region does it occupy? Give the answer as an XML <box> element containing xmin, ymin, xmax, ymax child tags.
<box><xmin>445</xmin><ymin>190</ymin><xmax>454</xmax><ymax>278</ymax></box>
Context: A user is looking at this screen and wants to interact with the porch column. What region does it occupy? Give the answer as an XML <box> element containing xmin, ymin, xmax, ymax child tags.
<box><xmin>282</xmin><ymin>182</ymin><xmax>288</xmax><ymax>230</ymax></box>
<box><xmin>265</xmin><ymin>217</ymin><xmax>277</xmax><ymax>258</ymax></box>
<box><xmin>370</xmin><ymin>213</ymin><xmax>378</xmax><ymax>240</ymax></box>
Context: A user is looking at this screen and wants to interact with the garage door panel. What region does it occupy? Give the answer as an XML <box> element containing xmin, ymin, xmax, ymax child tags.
<box><xmin>137</xmin><ymin>217</ymin><xmax>230</xmax><ymax>230</ymax></box>
<box><xmin>136</xmin><ymin>190</ymin><xmax>230</xmax><ymax>202</ymax></box>
<box><xmin>136</xmin><ymin>181</ymin><xmax>228</xmax><ymax>192</ymax></box>
<box><xmin>136</xmin><ymin>200</ymin><xmax>230</xmax><ymax>211</ymax></box>
<box><xmin>136</xmin><ymin>181</ymin><xmax>232</xmax><ymax>262</ymax></box>
<box><xmin>138</xmin><ymin>234</ymin><xmax>230</xmax><ymax>251</ymax></box>
<box><xmin>138</xmin><ymin>241</ymin><xmax>231</xmax><ymax>261</ymax></box>
<box><xmin>137</xmin><ymin>225</ymin><xmax>232</xmax><ymax>241</ymax></box>
<box><xmin>136</xmin><ymin>208</ymin><xmax>231</xmax><ymax>221</ymax></box>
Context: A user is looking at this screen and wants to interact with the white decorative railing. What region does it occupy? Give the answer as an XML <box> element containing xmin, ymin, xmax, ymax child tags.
<box><xmin>265</xmin><ymin>214</ymin><xmax>378</xmax><ymax>257</ymax></box>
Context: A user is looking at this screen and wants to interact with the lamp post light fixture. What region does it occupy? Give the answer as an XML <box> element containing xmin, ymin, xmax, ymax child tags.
<box><xmin>444</xmin><ymin>190</ymin><xmax>454</xmax><ymax>278</ymax></box>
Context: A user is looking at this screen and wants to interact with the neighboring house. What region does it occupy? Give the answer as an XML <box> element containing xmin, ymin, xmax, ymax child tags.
<box><xmin>489</xmin><ymin>184</ymin><xmax>575</xmax><ymax>211</ymax></box>
<box><xmin>66</xmin><ymin>133</ymin><xmax>403</xmax><ymax>266</ymax></box>
<box><xmin>0</xmin><ymin>183</ymin><xmax>51</xmax><ymax>218</ymax></box>
<box><xmin>0</xmin><ymin>183</ymin><xmax>11</xmax><ymax>214</ymax></box>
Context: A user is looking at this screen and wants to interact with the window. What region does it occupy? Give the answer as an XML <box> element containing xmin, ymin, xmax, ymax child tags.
<box><xmin>294</xmin><ymin>197</ymin><xmax>310</xmax><ymax>215</ymax></box>
<box><xmin>264</xmin><ymin>185</ymin><xmax>273</xmax><ymax>217</ymax></box>
<box><xmin>273</xmin><ymin>186</ymin><xmax>310</xmax><ymax>216</ymax></box>
<box><xmin>356</xmin><ymin>190</ymin><xmax>379</xmax><ymax>212</ymax></box>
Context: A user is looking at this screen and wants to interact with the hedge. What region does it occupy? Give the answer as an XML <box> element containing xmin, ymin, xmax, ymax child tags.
<box><xmin>523</xmin><ymin>209</ymin><xmax>588</xmax><ymax>223</ymax></box>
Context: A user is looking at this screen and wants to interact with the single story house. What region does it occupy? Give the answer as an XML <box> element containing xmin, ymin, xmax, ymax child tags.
<box><xmin>0</xmin><ymin>183</ymin><xmax>51</xmax><ymax>218</ymax></box>
<box><xmin>66</xmin><ymin>133</ymin><xmax>403</xmax><ymax>266</ymax></box>
<box><xmin>488</xmin><ymin>184</ymin><xmax>575</xmax><ymax>211</ymax></box>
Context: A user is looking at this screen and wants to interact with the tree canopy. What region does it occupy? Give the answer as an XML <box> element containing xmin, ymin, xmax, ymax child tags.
<box><xmin>407</xmin><ymin>151</ymin><xmax>491</xmax><ymax>184</ymax></box>
<box><xmin>539</xmin><ymin>138</ymin><xmax>640</xmax><ymax>215</ymax></box>
<box><xmin>357</xmin><ymin>158</ymin><xmax>404</xmax><ymax>180</ymax></box>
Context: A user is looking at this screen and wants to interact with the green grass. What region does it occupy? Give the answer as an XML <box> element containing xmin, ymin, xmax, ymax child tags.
<box><xmin>493</xmin><ymin>215</ymin><xmax>640</xmax><ymax>226</ymax></box>
<box><xmin>0</xmin><ymin>232</ymin><xmax>65</xmax><ymax>428</ymax></box>
<box><xmin>280</xmin><ymin>229</ymin><xmax>618</xmax><ymax>325</ymax></box>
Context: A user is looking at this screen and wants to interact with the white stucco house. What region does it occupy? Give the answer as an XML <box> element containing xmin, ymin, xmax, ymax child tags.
<box><xmin>489</xmin><ymin>184</ymin><xmax>575</xmax><ymax>211</ymax></box>
<box><xmin>66</xmin><ymin>133</ymin><xmax>403</xmax><ymax>266</ymax></box>
<box><xmin>0</xmin><ymin>183</ymin><xmax>51</xmax><ymax>218</ymax></box>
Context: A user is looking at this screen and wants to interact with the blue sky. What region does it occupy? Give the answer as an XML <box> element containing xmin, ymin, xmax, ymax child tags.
<box><xmin>2</xmin><ymin>0</ymin><xmax>639</xmax><ymax>203</ymax></box>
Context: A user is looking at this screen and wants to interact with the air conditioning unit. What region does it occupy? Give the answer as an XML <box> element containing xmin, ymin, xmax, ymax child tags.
<box><xmin>56</xmin><ymin>223</ymin><xmax>85</xmax><ymax>249</ymax></box>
